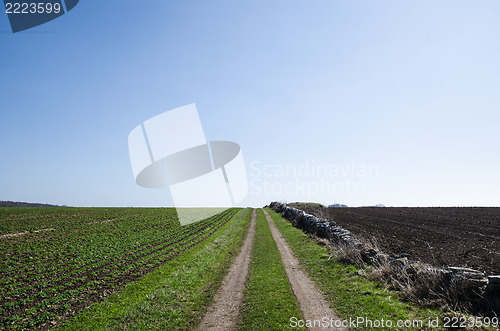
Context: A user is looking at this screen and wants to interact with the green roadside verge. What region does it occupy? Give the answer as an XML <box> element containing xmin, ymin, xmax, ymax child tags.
<box><xmin>265</xmin><ymin>208</ymin><xmax>443</xmax><ymax>331</ymax></box>
<box><xmin>238</xmin><ymin>209</ymin><xmax>304</xmax><ymax>330</ymax></box>
<box><xmin>59</xmin><ymin>208</ymin><xmax>252</xmax><ymax>331</ymax></box>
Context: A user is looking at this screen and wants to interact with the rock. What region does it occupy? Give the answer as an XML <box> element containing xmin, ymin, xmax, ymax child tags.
<box><xmin>390</xmin><ymin>257</ymin><xmax>408</xmax><ymax>269</ymax></box>
<box><xmin>448</xmin><ymin>267</ymin><xmax>485</xmax><ymax>279</ymax></box>
<box><xmin>488</xmin><ymin>275</ymin><xmax>500</xmax><ymax>284</ymax></box>
<box><xmin>390</xmin><ymin>253</ymin><xmax>410</xmax><ymax>259</ymax></box>
<box><xmin>449</xmin><ymin>267</ymin><xmax>482</xmax><ymax>273</ymax></box>
<box><xmin>407</xmin><ymin>262</ymin><xmax>435</xmax><ymax>274</ymax></box>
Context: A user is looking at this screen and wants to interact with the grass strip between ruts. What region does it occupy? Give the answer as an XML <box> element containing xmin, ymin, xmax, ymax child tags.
<box><xmin>238</xmin><ymin>209</ymin><xmax>305</xmax><ymax>330</ymax></box>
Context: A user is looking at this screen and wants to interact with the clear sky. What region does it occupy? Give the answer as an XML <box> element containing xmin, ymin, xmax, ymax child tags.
<box><xmin>1</xmin><ymin>0</ymin><xmax>499</xmax><ymax>207</ymax></box>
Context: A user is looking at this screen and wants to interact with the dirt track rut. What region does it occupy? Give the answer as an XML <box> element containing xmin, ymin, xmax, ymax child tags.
<box><xmin>263</xmin><ymin>210</ymin><xmax>346</xmax><ymax>331</ymax></box>
<box><xmin>196</xmin><ymin>209</ymin><xmax>257</xmax><ymax>331</ymax></box>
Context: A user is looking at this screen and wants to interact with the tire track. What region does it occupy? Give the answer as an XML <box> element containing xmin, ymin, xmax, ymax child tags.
<box><xmin>263</xmin><ymin>209</ymin><xmax>346</xmax><ymax>331</ymax></box>
<box><xmin>196</xmin><ymin>209</ymin><xmax>257</xmax><ymax>331</ymax></box>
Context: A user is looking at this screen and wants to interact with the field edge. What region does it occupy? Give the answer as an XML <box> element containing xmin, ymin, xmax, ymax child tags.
<box><xmin>58</xmin><ymin>208</ymin><xmax>252</xmax><ymax>330</ymax></box>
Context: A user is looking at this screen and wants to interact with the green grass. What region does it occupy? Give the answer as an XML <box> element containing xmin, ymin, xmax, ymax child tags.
<box><xmin>266</xmin><ymin>208</ymin><xmax>444</xmax><ymax>331</ymax></box>
<box><xmin>238</xmin><ymin>209</ymin><xmax>304</xmax><ymax>331</ymax></box>
<box><xmin>59</xmin><ymin>208</ymin><xmax>252</xmax><ymax>330</ymax></box>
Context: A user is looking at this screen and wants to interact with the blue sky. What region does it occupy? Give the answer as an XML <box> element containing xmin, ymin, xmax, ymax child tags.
<box><xmin>1</xmin><ymin>0</ymin><xmax>499</xmax><ymax>207</ymax></box>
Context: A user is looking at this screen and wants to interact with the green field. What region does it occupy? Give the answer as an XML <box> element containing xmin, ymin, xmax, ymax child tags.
<box><xmin>0</xmin><ymin>207</ymin><xmax>240</xmax><ymax>330</ymax></box>
<box><xmin>61</xmin><ymin>208</ymin><xmax>252</xmax><ymax>330</ymax></box>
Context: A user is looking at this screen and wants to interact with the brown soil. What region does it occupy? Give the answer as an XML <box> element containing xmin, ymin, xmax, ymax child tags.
<box><xmin>304</xmin><ymin>207</ymin><xmax>500</xmax><ymax>275</ymax></box>
<box><xmin>197</xmin><ymin>209</ymin><xmax>257</xmax><ymax>331</ymax></box>
<box><xmin>263</xmin><ymin>210</ymin><xmax>346</xmax><ymax>331</ymax></box>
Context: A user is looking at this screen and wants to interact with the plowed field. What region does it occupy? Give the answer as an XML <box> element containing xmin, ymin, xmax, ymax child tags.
<box><xmin>299</xmin><ymin>206</ymin><xmax>500</xmax><ymax>275</ymax></box>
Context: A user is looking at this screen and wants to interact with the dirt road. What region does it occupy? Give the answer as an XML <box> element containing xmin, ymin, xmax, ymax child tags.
<box><xmin>196</xmin><ymin>209</ymin><xmax>257</xmax><ymax>330</ymax></box>
<box><xmin>198</xmin><ymin>209</ymin><xmax>345</xmax><ymax>330</ymax></box>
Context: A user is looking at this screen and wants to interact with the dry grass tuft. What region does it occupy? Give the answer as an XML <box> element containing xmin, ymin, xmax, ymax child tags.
<box><xmin>327</xmin><ymin>234</ymin><xmax>491</xmax><ymax>315</ymax></box>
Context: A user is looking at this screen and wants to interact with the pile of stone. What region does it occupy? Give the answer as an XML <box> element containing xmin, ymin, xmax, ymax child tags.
<box><xmin>268</xmin><ymin>201</ymin><xmax>500</xmax><ymax>316</ymax></box>
<box><xmin>269</xmin><ymin>201</ymin><xmax>362</xmax><ymax>247</ymax></box>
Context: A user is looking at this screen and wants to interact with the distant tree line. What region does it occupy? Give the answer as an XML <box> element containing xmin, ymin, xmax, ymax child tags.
<box><xmin>0</xmin><ymin>201</ymin><xmax>62</xmax><ymax>207</ymax></box>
